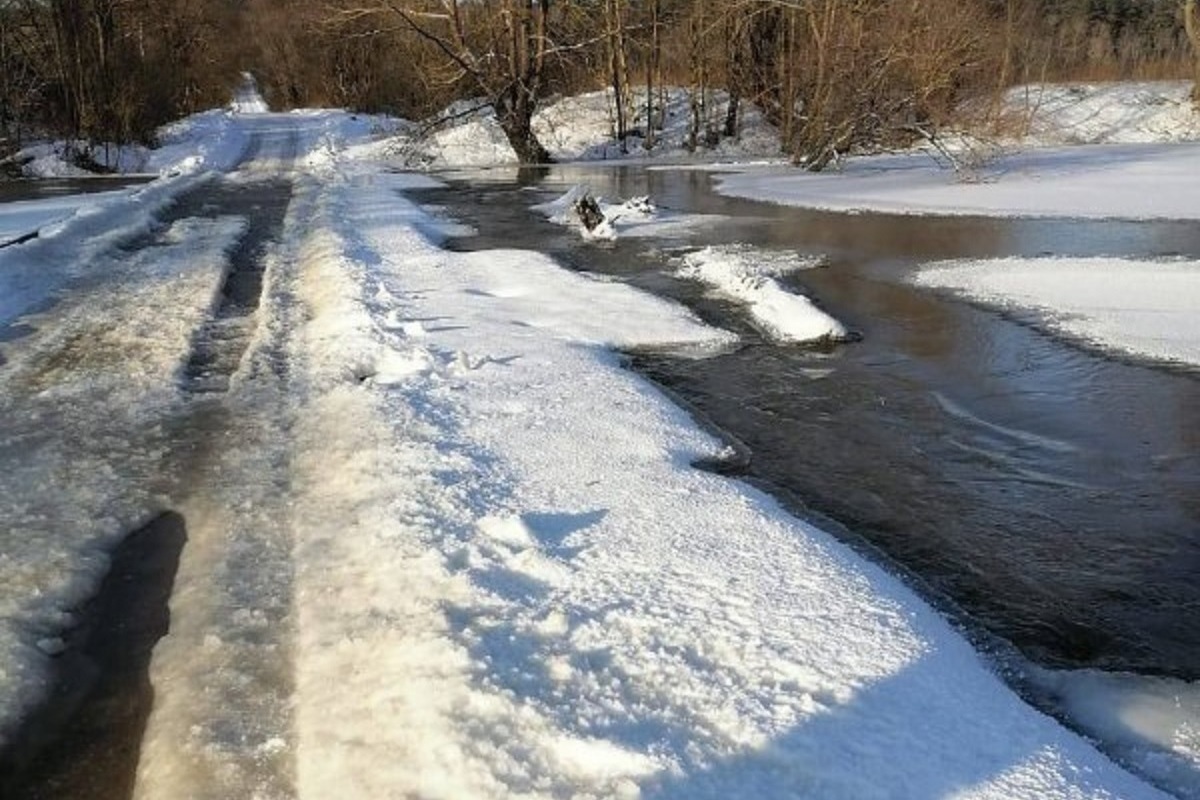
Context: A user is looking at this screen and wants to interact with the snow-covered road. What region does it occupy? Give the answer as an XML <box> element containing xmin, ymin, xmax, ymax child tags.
<box><xmin>0</xmin><ymin>101</ymin><xmax>1185</xmax><ymax>799</ymax></box>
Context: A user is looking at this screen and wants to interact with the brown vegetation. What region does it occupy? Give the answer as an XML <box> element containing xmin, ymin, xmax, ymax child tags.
<box><xmin>0</xmin><ymin>0</ymin><xmax>1194</xmax><ymax>167</ymax></box>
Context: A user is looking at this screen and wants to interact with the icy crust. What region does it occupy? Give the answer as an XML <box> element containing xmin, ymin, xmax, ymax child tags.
<box><xmin>283</xmin><ymin>168</ymin><xmax>1166</xmax><ymax>799</ymax></box>
<box><xmin>0</xmin><ymin>214</ymin><xmax>247</xmax><ymax>749</ymax></box>
<box><xmin>913</xmin><ymin>257</ymin><xmax>1200</xmax><ymax>368</ymax></box>
<box><xmin>0</xmin><ymin>172</ymin><xmax>212</xmax><ymax>328</ymax></box>
<box><xmin>1031</xmin><ymin>667</ymin><xmax>1200</xmax><ymax>800</ymax></box>
<box><xmin>0</xmin><ymin>189</ymin><xmax>129</xmax><ymax>246</ymax></box>
<box><xmin>678</xmin><ymin>244</ymin><xmax>850</xmax><ymax>344</ymax></box>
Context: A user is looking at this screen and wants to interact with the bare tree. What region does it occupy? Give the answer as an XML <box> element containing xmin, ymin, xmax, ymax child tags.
<box><xmin>604</xmin><ymin>0</ymin><xmax>633</xmax><ymax>151</ymax></box>
<box><xmin>346</xmin><ymin>0</ymin><xmax>556</xmax><ymax>163</ymax></box>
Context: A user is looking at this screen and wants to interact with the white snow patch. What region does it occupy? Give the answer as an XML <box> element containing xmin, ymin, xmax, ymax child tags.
<box><xmin>714</xmin><ymin>81</ymin><xmax>1200</xmax><ymax>221</ymax></box>
<box><xmin>14</xmin><ymin>141</ymin><xmax>151</xmax><ymax>177</ymax></box>
<box><xmin>1007</xmin><ymin>81</ymin><xmax>1200</xmax><ymax>146</ymax></box>
<box><xmin>679</xmin><ymin>245</ymin><xmax>849</xmax><ymax>343</ymax></box>
<box><xmin>373</xmin><ymin>88</ymin><xmax>782</xmax><ymax>169</ymax></box>
<box><xmin>0</xmin><ymin>189</ymin><xmax>129</xmax><ymax>244</ymax></box>
<box><xmin>1031</xmin><ymin>667</ymin><xmax>1200</xmax><ymax>800</ymax></box>
<box><xmin>533</xmin><ymin>88</ymin><xmax>782</xmax><ymax>163</ymax></box>
<box><xmin>913</xmin><ymin>257</ymin><xmax>1200</xmax><ymax>368</ymax></box>
<box><xmin>715</xmin><ymin>143</ymin><xmax>1200</xmax><ymax>221</ymax></box>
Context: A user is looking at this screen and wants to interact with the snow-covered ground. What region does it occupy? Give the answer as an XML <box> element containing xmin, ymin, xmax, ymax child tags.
<box><xmin>1009</xmin><ymin>81</ymin><xmax>1200</xmax><ymax>146</ymax></box>
<box><xmin>714</xmin><ymin>142</ymin><xmax>1200</xmax><ymax>220</ymax></box>
<box><xmin>0</xmin><ymin>188</ymin><xmax>129</xmax><ymax>244</ymax></box>
<box><xmin>270</xmin><ymin>163</ymin><xmax>1168</xmax><ymax>800</ymax></box>
<box><xmin>712</xmin><ymin>81</ymin><xmax>1200</xmax><ymax>221</ymax></box>
<box><xmin>0</xmin><ymin>80</ymin><xmax>1196</xmax><ymax>798</ymax></box>
<box><xmin>914</xmin><ymin>257</ymin><xmax>1200</xmax><ymax>369</ymax></box>
<box><xmin>359</xmin><ymin>88</ymin><xmax>782</xmax><ymax>169</ymax></box>
<box><xmin>676</xmin><ymin>245</ymin><xmax>850</xmax><ymax>343</ymax></box>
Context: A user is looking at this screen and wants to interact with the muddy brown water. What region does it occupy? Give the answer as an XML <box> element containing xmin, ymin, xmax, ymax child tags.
<box><xmin>417</xmin><ymin>165</ymin><xmax>1200</xmax><ymax>682</ymax></box>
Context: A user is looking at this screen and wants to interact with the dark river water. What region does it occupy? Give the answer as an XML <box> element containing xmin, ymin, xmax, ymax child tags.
<box><xmin>418</xmin><ymin>165</ymin><xmax>1200</xmax><ymax>687</ymax></box>
<box><xmin>0</xmin><ymin>176</ymin><xmax>151</xmax><ymax>204</ymax></box>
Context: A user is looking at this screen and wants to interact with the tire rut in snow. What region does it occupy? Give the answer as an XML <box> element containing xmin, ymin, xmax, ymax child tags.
<box><xmin>160</xmin><ymin>177</ymin><xmax>293</xmax><ymax>393</ymax></box>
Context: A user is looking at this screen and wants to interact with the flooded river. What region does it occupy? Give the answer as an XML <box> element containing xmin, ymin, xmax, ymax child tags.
<box><xmin>418</xmin><ymin>163</ymin><xmax>1200</xmax><ymax>677</ymax></box>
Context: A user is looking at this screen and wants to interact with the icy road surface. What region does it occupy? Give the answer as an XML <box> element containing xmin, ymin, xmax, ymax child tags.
<box><xmin>0</xmin><ymin>101</ymin><xmax>1179</xmax><ymax>798</ymax></box>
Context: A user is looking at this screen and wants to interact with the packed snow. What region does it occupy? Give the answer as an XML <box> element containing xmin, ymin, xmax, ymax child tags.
<box><xmin>913</xmin><ymin>257</ymin><xmax>1200</xmax><ymax>368</ymax></box>
<box><xmin>230</xmin><ymin>72</ymin><xmax>270</xmax><ymax>114</ymax></box>
<box><xmin>676</xmin><ymin>245</ymin><xmax>850</xmax><ymax>343</ymax></box>
<box><xmin>0</xmin><ymin>209</ymin><xmax>247</xmax><ymax>748</ymax></box>
<box><xmin>0</xmin><ymin>174</ymin><xmax>213</xmax><ymax>329</ymax></box>
<box><xmin>0</xmin><ymin>77</ymin><xmax>1195</xmax><ymax>799</ymax></box>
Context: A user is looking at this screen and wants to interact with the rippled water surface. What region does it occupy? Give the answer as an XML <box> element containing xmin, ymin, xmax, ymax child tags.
<box><xmin>420</xmin><ymin>165</ymin><xmax>1200</xmax><ymax>683</ymax></box>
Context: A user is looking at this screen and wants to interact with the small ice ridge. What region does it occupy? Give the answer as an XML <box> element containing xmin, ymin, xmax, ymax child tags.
<box><xmin>677</xmin><ymin>244</ymin><xmax>853</xmax><ymax>345</ymax></box>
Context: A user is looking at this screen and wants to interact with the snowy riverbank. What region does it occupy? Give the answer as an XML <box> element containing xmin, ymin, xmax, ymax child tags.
<box><xmin>0</xmin><ymin>82</ymin><xmax>1196</xmax><ymax>797</ymax></box>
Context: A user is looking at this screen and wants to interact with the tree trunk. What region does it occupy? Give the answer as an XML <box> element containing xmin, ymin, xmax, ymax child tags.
<box><xmin>496</xmin><ymin>89</ymin><xmax>552</xmax><ymax>164</ymax></box>
<box><xmin>643</xmin><ymin>0</ymin><xmax>660</xmax><ymax>150</ymax></box>
<box><xmin>1186</xmin><ymin>0</ymin><xmax>1200</xmax><ymax>104</ymax></box>
<box><xmin>723</xmin><ymin>13</ymin><xmax>745</xmax><ymax>139</ymax></box>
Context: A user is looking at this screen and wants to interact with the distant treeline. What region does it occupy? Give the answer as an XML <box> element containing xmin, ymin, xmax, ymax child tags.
<box><xmin>1</xmin><ymin>0</ymin><xmax>1196</xmax><ymax>168</ymax></box>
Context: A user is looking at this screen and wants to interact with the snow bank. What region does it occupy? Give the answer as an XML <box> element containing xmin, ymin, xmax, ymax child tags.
<box><xmin>146</xmin><ymin>109</ymin><xmax>252</xmax><ymax>176</ymax></box>
<box><xmin>398</xmin><ymin>101</ymin><xmax>519</xmax><ymax>169</ymax></box>
<box><xmin>715</xmin><ymin>142</ymin><xmax>1200</xmax><ymax>221</ymax></box>
<box><xmin>1008</xmin><ymin>81</ymin><xmax>1200</xmax><ymax>146</ymax></box>
<box><xmin>279</xmin><ymin>165</ymin><xmax>1166</xmax><ymax>799</ymax></box>
<box><xmin>678</xmin><ymin>244</ymin><xmax>850</xmax><ymax>343</ymax></box>
<box><xmin>0</xmin><ymin>173</ymin><xmax>213</xmax><ymax>327</ymax></box>
<box><xmin>0</xmin><ymin>189</ymin><xmax>129</xmax><ymax>245</ymax></box>
<box><xmin>378</xmin><ymin>88</ymin><xmax>782</xmax><ymax>169</ymax></box>
<box><xmin>913</xmin><ymin>257</ymin><xmax>1200</xmax><ymax>368</ymax></box>
<box><xmin>14</xmin><ymin>141</ymin><xmax>151</xmax><ymax>178</ymax></box>
<box><xmin>533</xmin><ymin>88</ymin><xmax>781</xmax><ymax>162</ymax></box>
<box><xmin>713</xmin><ymin>81</ymin><xmax>1200</xmax><ymax>221</ymax></box>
